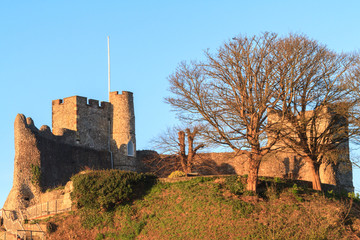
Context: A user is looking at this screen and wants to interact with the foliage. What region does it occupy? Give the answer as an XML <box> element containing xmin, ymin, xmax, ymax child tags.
<box><xmin>71</xmin><ymin>170</ymin><xmax>157</xmax><ymax>211</ymax></box>
<box><xmin>168</xmin><ymin>170</ymin><xmax>186</xmax><ymax>178</ymax></box>
<box><xmin>348</xmin><ymin>192</ymin><xmax>360</xmax><ymax>201</ymax></box>
<box><xmin>30</xmin><ymin>163</ymin><xmax>41</xmax><ymax>186</ymax></box>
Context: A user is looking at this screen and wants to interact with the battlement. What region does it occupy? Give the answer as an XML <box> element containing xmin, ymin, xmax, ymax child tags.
<box><xmin>52</xmin><ymin>96</ymin><xmax>111</xmax><ymax>110</ymax></box>
<box><xmin>110</xmin><ymin>91</ymin><xmax>133</xmax><ymax>97</ymax></box>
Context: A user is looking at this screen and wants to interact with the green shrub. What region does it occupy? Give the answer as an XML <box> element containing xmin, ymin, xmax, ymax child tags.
<box><xmin>168</xmin><ymin>170</ymin><xmax>186</xmax><ymax>178</ymax></box>
<box><xmin>71</xmin><ymin>170</ymin><xmax>157</xmax><ymax>211</ymax></box>
<box><xmin>30</xmin><ymin>164</ymin><xmax>41</xmax><ymax>186</ymax></box>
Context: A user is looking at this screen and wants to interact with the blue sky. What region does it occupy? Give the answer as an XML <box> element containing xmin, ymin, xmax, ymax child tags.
<box><xmin>1</xmin><ymin>0</ymin><xmax>359</xmax><ymax>207</ymax></box>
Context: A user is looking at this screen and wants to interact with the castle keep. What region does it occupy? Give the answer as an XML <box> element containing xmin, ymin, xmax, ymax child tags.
<box><xmin>52</xmin><ymin>91</ymin><xmax>136</xmax><ymax>168</ymax></box>
<box><xmin>3</xmin><ymin>91</ymin><xmax>137</xmax><ymax>211</ymax></box>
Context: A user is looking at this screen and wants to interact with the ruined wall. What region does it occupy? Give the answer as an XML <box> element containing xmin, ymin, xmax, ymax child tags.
<box><xmin>4</xmin><ymin>91</ymin><xmax>138</xmax><ymax>218</ymax></box>
<box><xmin>4</xmin><ymin>115</ymin><xmax>42</xmax><ymax>211</ymax></box>
<box><xmin>138</xmin><ymin>150</ymin><xmax>353</xmax><ymax>192</ymax></box>
<box><xmin>3</xmin><ymin>114</ymin><xmax>111</xmax><ymax>212</ymax></box>
<box><xmin>110</xmin><ymin>91</ymin><xmax>137</xmax><ymax>170</ymax></box>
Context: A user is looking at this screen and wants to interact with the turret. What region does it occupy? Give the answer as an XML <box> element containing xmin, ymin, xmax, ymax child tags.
<box><xmin>109</xmin><ymin>91</ymin><xmax>136</xmax><ymax>170</ymax></box>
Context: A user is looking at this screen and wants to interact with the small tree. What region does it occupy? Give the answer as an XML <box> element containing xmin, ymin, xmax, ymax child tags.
<box><xmin>151</xmin><ymin>125</ymin><xmax>205</xmax><ymax>174</ymax></box>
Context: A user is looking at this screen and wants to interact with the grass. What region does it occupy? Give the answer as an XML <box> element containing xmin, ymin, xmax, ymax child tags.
<box><xmin>44</xmin><ymin>173</ymin><xmax>360</xmax><ymax>240</ymax></box>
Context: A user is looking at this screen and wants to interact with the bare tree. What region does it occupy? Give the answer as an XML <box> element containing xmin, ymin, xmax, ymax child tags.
<box><xmin>273</xmin><ymin>34</ymin><xmax>360</xmax><ymax>190</ymax></box>
<box><xmin>151</xmin><ymin>125</ymin><xmax>206</xmax><ymax>174</ymax></box>
<box><xmin>166</xmin><ymin>33</ymin><xmax>287</xmax><ymax>192</ymax></box>
<box><xmin>166</xmin><ymin>32</ymin><xmax>360</xmax><ymax>192</ymax></box>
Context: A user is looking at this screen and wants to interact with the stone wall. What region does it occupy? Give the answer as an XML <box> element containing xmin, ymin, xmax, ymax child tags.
<box><xmin>3</xmin><ymin>114</ymin><xmax>111</xmax><ymax>212</ymax></box>
<box><xmin>52</xmin><ymin>96</ymin><xmax>111</xmax><ymax>151</ymax></box>
<box><xmin>138</xmin><ymin>150</ymin><xmax>354</xmax><ymax>192</ymax></box>
<box><xmin>25</xmin><ymin>181</ymin><xmax>73</xmax><ymax>220</ymax></box>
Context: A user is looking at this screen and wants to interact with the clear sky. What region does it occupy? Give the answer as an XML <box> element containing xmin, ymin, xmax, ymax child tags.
<box><xmin>1</xmin><ymin>0</ymin><xmax>359</xmax><ymax>207</ymax></box>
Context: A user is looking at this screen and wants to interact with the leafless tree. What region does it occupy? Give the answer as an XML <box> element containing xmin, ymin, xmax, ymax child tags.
<box><xmin>166</xmin><ymin>32</ymin><xmax>360</xmax><ymax>192</ymax></box>
<box><xmin>273</xmin><ymin>34</ymin><xmax>360</xmax><ymax>190</ymax></box>
<box><xmin>151</xmin><ymin>125</ymin><xmax>206</xmax><ymax>174</ymax></box>
<box><xmin>166</xmin><ymin>33</ymin><xmax>287</xmax><ymax>192</ymax></box>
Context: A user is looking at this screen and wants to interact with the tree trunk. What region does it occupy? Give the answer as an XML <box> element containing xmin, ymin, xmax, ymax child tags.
<box><xmin>178</xmin><ymin>131</ymin><xmax>187</xmax><ymax>173</ymax></box>
<box><xmin>306</xmin><ymin>157</ymin><xmax>322</xmax><ymax>191</ymax></box>
<box><xmin>187</xmin><ymin>129</ymin><xmax>194</xmax><ymax>174</ymax></box>
<box><xmin>247</xmin><ymin>154</ymin><xmax>261</xmax><ymax>192</ymax></box>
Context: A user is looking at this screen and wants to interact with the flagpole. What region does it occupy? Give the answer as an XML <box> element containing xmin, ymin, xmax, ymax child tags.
<box><xmin>107</xmin><ymin>36</ymin><xmax>113</xmax><ymax>169</ymax></box>
<box><xmin>107</xmin><ymin>36</ymin><xmax>111</xmax><ymax>101</ymax></box>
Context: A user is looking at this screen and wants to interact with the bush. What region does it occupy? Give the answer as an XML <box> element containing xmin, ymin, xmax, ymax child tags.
<box><xmin>71</xmin><ymin>170</ymin><xmax>157</xmax><ymax>211</ymax></box>
<box><xmin>168</xmin><ymin>170</ymin><xmax>186</xmax><ymax>178</ymax></box>
<box><xmin>46</xmin><ymin>222</ymin><xmax>58</xmax><ymax>233</ymax></box>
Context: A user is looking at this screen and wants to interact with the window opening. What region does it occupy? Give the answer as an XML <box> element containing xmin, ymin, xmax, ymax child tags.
<box><xmin>127</xmin><ymin>140</ymin><xmax>134</xmax><ymax>156</ymax></box>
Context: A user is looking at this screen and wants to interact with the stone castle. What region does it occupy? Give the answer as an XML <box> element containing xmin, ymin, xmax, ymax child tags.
<box><xmin>3</xmin><ymin>91</ymin><xmax>137</xmax><ymax>212</ymax></box>
<box><xmin>2</xmin><ymin>90</ymin><xmax>354</xmax><ymax>222</ymax></box>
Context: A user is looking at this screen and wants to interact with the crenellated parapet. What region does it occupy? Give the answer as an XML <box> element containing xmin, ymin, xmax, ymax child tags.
<box><xmin>52</xmin><ymin>96</ymin><xmax>111</xmax><ymax>109</ymax></box>
<box><xmin>52</xmin><ymin>96</ymin><xmax>112</xmax><ymax>150</ymax></box>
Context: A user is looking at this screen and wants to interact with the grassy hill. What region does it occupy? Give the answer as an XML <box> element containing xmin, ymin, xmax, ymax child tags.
<box><xmin>39</xmin><ymin>170</ymin><xmax>360</xmax><ymax>240</ymax></box>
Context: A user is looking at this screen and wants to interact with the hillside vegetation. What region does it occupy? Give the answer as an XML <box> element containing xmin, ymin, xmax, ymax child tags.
<box><xmin>41</xmin><ymin>170</ymin><xmax>360</xmax><ymax>240</ymax></box>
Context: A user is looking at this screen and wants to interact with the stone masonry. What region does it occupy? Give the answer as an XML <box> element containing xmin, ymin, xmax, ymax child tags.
<box><xmin>3</xmin><ymin>91</ymin><xmax>137</xmax><ymax>213</ymax></box>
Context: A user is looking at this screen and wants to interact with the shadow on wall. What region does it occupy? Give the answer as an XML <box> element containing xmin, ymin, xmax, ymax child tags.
<box><xmin>282</xmin><ymin>156</ymin><xmax>305</xmax><ymax>180</ymax></box>
<box><xmin>193</xmin><ymin>155</ymin><xmax>236</xmax><ymax>175</ymax></box>
<box><xmin>138</xmin><ymin>150</ymin><xmax>236</xmax><ymax>177</ymax></box>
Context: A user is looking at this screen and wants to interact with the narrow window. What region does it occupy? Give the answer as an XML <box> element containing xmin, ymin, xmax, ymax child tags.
<box><xmin>127</xmin><ymin>140</ymin><xmax>134</xmax><ymax>156</ymax></box>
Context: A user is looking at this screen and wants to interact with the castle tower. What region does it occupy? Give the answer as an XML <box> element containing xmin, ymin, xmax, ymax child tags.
<box><xmin>51</xmin><ymin>91</ymin><xmax>137</xmax><ymax>171</ymax></box>
<box><xmin>109</xmin><ymin>91</ymin><xmax>136</xmax><ymax>170</ymax></box>
<box><xmin>52</xmin><ymin>96</ymin><xmax>111</xmax><ymax>151</ymax></box>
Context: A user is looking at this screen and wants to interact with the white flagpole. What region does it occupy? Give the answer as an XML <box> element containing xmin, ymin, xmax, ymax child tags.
<box><xmin>107</xmin><ymin>36</ymin><xmax>111</xmax><ymax>101</ymax></box>
<box><xmin>107</xmin><ymin>36</ymin><xmax>113</xmax><ymax>169</ymax></box>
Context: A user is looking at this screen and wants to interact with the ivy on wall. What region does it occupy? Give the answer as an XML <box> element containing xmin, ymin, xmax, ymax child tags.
<box><xmin>30</xmin><ymin>163</ymin><xmax>41</xmax><ymax>186</ymax></box>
